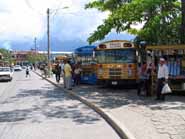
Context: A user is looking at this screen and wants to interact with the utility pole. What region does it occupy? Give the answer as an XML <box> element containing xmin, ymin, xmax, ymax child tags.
<box><xmin>45</xmin><ymin>7</ymin><xmax>69</xmax><ymax>77</ymax></box>
<box><xmin>47</xmin><ymin>8</ymin><xmax>51</xmax><ymax>77</ymax></box>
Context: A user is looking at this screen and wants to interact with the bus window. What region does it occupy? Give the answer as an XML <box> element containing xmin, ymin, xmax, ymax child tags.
<box><xmin>96</xmin><ymin>49</ymin><xmax>136</xmax><ymax>64</ymax></box>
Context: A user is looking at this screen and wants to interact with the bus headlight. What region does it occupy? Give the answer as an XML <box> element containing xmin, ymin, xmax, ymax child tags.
<box><xmin>98</xmin><ymin>68</ymin><xmax>103</xmax><ymax>74</ymax></box>
<box><xmin>128</xmin><ymin>69</ymin><xmax>132</xmax><ymax>77</ymax></box>
<box><xmin>128</xmin><ymin>65</ymin><xmax>132</xmax><ymax>77</ymax></box>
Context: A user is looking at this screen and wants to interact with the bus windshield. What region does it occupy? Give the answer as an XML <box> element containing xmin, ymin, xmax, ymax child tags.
<box><xmin>75</xmin><ymin>55</ymin><xmax>95</xmax><ymax>65</ymax></box>
<box><xmin>95</xmin><ymin>49</ymin><xmax>136</xmax><ymax>64</ymax></box>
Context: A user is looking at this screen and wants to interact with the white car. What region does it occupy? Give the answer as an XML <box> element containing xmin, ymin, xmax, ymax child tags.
<box><xmin>21</xmin><ymin>66</ymin><xmax>27</xmax><ymax>69</ymax></box>
<box><xmin>0</xmin><ymin>67</ymin><xmax>13</xmax><ymax>81</ymax></box>
<box><xmin>14</xmin><ymin>65</ymin><xmax>22</xmax><ymax>71</ymax></box>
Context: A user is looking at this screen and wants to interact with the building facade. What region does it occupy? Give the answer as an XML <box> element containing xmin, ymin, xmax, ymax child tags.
<box><xmin>12</xmin><ymin>50</ymin><xmax>36</xmax><ymax>65</ymax></box>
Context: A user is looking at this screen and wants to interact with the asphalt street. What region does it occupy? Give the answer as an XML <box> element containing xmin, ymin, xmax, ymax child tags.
<box><xmin>0</xmin><ymin>70</ymin><xmax>119</xmax><ymax>139</ymax></box>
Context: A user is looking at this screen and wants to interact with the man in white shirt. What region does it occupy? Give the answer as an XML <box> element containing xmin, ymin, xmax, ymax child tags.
<box><xmin>156</xmin><ymin>58</ymin><xmax>169</xmax><ymax>100</ymax></box>
<box><xmin>60</xmin><ymin>62</ymin><xmax>64</xmax><ymax>77</ymax></box>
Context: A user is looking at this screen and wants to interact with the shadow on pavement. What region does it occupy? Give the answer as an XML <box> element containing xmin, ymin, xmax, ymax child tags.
<box><xmin>73</xmin><ymin>84</ymin><xmax>185</xmax><ymax>111</ymax></box>
<box><xmin>0</xmin><ymin>84</ymin><xmax>101</xmax><ymax>125</ymax></box>
<box><xmin>0</xmin><ymin>109</ymin><xmax>31</xmax><ymax>122</ymax></box>
<box><xmin>0</xmin><ymin>80</ymin><xmax>10</xmax><ymax>83</ymax></box>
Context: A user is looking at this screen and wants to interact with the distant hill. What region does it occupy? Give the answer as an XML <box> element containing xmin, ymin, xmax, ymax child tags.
<box><xmin>38</xmin><ymin>39</ymin><xmax>88</xmax><ymax>51</ymax></box>
<box><xmin>0</xmin><ymin>39</ymin><xmax>87</xmax><ymax>52</ymax></box>
<box><xmin>0</xmin><ymin>32</ymin><xmax>135</xmax><ymax>51</ymax></box>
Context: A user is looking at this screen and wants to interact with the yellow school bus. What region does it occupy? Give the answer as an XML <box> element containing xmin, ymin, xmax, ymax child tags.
<box><xmin>95</xmin><ymin>40</ymin><xmax>138</xmax><ymax>86</ymax></box>
<box><xmin>146</xmin><ymin>45</ymin><xmax>185</xmax><ymax>91</ymax></box>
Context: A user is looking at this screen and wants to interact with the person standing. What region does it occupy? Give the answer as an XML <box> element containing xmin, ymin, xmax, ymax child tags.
<box><xmin>43</xmin><ymin>64</ymin><xmax>47</xmax><ymax>78</ymax></box>
<box><xmin>64</xmin><ymin>60</ymin><xmax>72</xmax><ymax>90</ymax></box>
<box><xmin>60</xmin><ymin>61</ymin><xmax>65</xmax><ymax>85</ymax></box>
<box><xmin>137</xmin><ymin>62</ymin><xmax>147</xmax><ymax>96</ymax></box>
<box><xmin>26</xmin><ymin>66</ymin><xmax>30</xmax><ymax>78</ymax></box>
<box><xmin>55</xmin><ymin>62</ymin><xmax>61</xmax><ymax>83</ymax></box>
<box><xmin>60</xmin><ymin>61</ymin><xmax>64</xmax><ymax>77</ymax></box>
<box><xmin>156</xmin><ymin>58</ymin><xmax>169</xmax><ymax>101</ymax></box>
<box><xmin>145</xmin><ymin>63</ymin><xmax>156</xmax><ymax>96</ymax></box>
<box><xmin>74</xmin><ymin>64</ymin><xmax>82</xmax><ymax>86</ymax></box>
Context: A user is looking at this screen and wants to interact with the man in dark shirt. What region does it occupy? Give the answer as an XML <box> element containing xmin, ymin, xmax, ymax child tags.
<box><xmin>55</xmin><ymin>62</ymin><xmax>61</xmax><ymax>83</ymax></box>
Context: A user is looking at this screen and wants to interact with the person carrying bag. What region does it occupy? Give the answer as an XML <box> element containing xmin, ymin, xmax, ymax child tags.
<box><xmin>161</xmin><ymin>83</ymin><xmax>172</xmax><ymax>94</ymax></box>
<box><xmin>156</xmin><ymin>58</ymin><xmax>169</xmax><ymax>101</ymax></box>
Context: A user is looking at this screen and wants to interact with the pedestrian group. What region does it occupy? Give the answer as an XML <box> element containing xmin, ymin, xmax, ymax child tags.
<box><xmin>137</xmin><ymin>57</ymin><xmax>169</xmax><ymax>101</ymax></box>
<box><xmin>54</xmin><ymin>59</ymin><xmax>82</xmax><ymax>90</ymax></box>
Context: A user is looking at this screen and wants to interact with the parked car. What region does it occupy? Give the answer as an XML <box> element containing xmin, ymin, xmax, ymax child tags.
<box><xmin>0</xmin><ymin>67</ymin><xmax>13</xmax><ymax>81</ymax></box>
<box><xmin>14</xmin><ymin>65</ymin><xmax>22</xmax><ymax>71</ymax></box>
<box><xmin>21</xmin><ymin>66</ymin><xmax>27</xmax><ymax>69</ymax></box>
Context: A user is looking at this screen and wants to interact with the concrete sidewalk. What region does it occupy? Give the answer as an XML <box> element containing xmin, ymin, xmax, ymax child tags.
<box><xmin>35</xmin><ymin>70</ymin><xmax>185</xmax><ymax>139</ymax></box>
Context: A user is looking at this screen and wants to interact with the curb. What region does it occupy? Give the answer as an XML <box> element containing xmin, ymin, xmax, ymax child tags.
<box><xmin>34</xmin><ymin>71</ymin><xmax>136</xmax><ymax>139</ymax></box>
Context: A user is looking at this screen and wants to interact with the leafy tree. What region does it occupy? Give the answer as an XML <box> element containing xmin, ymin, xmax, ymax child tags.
<box><xmin>26</xmin><ymin>53</ymin><xmax>46</xmax><ymax>64</ymax></box>
<box><xmin>0</xmin><ymin>48</ymin><xmax>13</xmax><ymax>65</ymax></box>
<box><xmin>181</xmin><ymin>0</ymin><xmax>185</xmax><ymax>44</ymax></box>
<box><xmin>85</xmin><ymin>0</ymin><xmax>131</xmax><ymax>12</ymax></box>
<box><xmin>86</xmin><ymin>0</ymin><xmax>182</xmax><ymax>45</ymax></box>
<box><xmin>85</xmin><ymin>0</ymin><xmax>133</xmax><ymax>44</ymax></box>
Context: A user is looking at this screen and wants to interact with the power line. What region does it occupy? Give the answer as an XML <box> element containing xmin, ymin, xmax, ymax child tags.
<box><xmin>25</xmin><ymin>0</ymin><xmax>70</xmax><ymax>17</ymax></box>
<box><xmin>50</xmin><ymin>0</ymin><xmax>66</xmax><ymax>16</ymax></box>
<box><xmin>24</xmin><ymin>0</ymin><xmax>79</xmax><ymax>19</ymax></box>
<box><xmin>24</xmin><ymin>0</ymin><xmax>45</xmax><ymax>15</ymax></box>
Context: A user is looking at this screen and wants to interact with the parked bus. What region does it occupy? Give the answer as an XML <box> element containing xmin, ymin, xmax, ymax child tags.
<box><xmin>74</xmin><ymin>46</ymin><xmax>97</xmax><ymax>84</ymax></box>
<box><xmin>146</xmin><ymin>45</ymin><xmax>185</xmax><ymax>91</ymax></box>
<box><xmin>95</xmin><ymin>40</ymin><xmax>138</xmax><ymax>86</ymax></box>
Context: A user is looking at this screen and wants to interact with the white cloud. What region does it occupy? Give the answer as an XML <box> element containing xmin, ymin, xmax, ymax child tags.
<box><xmin>130</xmin><ymin>21</ymin><xmax>145</xmax><ymax>30</ymax></box>
<box><xmin>0</xmin><ymin>0</ymin><xmax>109</xmax><ymax>43</ymax></box>
<box><xmin>0</xmin><ymin>0</ymin><xmax>45</xmax><ymax>41</ymax></box>
<box><xmin>51</xmin><ymin>9</ymin><xmax>109</xmax><ymax>40</ymax></box>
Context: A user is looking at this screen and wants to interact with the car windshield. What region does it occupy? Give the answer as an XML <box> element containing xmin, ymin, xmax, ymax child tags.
<box><xmin>95</xmin><ymin>49</ymin><xmax>136</xmax><ymax>64</ymax></box>
<box><xmin>0</xmin><ymin>67</ymin><xmax>10</xmax><ymax>72</ymax></box>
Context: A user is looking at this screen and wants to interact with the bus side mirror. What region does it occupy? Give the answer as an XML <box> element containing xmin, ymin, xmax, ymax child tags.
<box><xmin>93</xmin><ymin>51</ymin><xmax>95</xmax><ymax>58</ymax></box>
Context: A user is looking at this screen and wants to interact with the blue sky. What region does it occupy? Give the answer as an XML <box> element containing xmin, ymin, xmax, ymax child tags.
<box><xmin>0</xmin><ymin>0</ymin><xmax>135</xmax><ymax>50</ymax></box>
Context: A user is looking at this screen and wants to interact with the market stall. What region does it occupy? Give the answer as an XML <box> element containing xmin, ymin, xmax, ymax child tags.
<box><xmin>146</xmin><ymin>45</ymin><xmax>185</xmax><ymax>91</ymax></box>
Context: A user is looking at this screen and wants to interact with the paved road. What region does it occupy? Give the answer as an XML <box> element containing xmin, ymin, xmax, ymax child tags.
<box><xmin>0</xmin><ymin>71</ymin><xmax>119</xmax><ymax>139</ymax></box>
